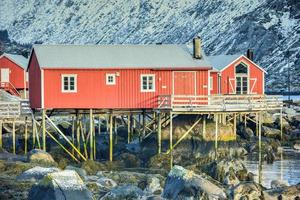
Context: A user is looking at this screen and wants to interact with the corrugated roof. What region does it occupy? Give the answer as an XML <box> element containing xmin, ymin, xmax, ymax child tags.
<box><xmin>207</xmin><ymin>54</ymin><xmax>241</xmax><ymax>71</ymax></box>
<box><xmin>32</xmin><ymin>44</ymin><xmax>211</xmax><ymax>69</ymax></box>
<box><xmin>1</xmin><ymin>53</ymin><xmax>28</xmax><ymax>70</ymax></box>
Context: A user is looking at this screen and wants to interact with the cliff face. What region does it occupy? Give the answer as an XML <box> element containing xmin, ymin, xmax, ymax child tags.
<box><xmin>0</xmin><ymin>0</ymin><xmax>299</xmax><ymax>91</ymax></box>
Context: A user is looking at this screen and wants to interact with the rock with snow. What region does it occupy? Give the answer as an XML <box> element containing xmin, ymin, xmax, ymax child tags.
<box><xmin>100</xmin><ymin>185</ymin><xmax>144</xmax><ymax>200</ymax></box>
<box><xmin>65</xmin><ymin>165</ymin><xmax>87</xmax><ymax>178</ymax></box>
<box><xmin>96</xmin><ymin>177</ymin><xmax>117</xmax><ymax>191</ymax></box>
<box><xmin>162</xmin><ymin>165</ymin><xmax>227</xmax><ymax>199</ymax></box>
<box><xmin>293</xmin><ymin>142</ymin><xmax>300</xmax><ymax>151</ymax></box>
<box><xmin>144</xmin><ymin>176</ymin><xmax>163</xmax><ymax>195</ymax></box>
<box><xmin>271</xmin><ymin>180</ymin><xmax>288</xmax><ymax>189</ymax></box>
<box><xmin>231</xmin><ymin>182</ymin><xmax>263</xmax><ymax>200</ymax></box>
<box><xmin>28</xmin><ymin>170</ymin><xmax>93</xmax><ymax>200</ymax></box>
<box><xmin>17</xmin><ymin>166</ymin><xmax>60</xmax><ymax>181</ymax></box>
<box><xmin>27</xmin><ymin>149</ymin><xmax>55</xmax><ymax>164</ymax></box>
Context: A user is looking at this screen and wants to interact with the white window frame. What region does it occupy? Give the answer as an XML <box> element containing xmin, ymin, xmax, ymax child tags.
<box><xmin>61</xmin><ymin>74</ymin><xmax>77</xmax><ymax>93</ymax></box>
<box><xmin>106</xmin><ymin>73</ymin><xmax>116</xmax><ymax>85</ymax></box>
<box><xmin>141</xmin><ymin>74</ymin><xmax>155</xmax><ymax>92</ymax></box>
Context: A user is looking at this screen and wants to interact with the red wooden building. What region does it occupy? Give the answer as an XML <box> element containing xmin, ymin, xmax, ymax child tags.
<box><xmin>28</xmin><ymin>42</ymin><xmax>212</xmax><ymax>110</ymax></box>
<box><xmin>0</xmin><ymin>53</ymin><xmax>28</xmax><ymax>97</ymax></box>
<box><xmin>208</xmin><ymin>53</ymin><xmax>266</xmax><ymax>95</ymax></box>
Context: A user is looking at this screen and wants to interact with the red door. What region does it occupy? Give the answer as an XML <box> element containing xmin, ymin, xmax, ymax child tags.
<box><xmin>173</xmin><ymin>71</ymin><xmax>196</xmax><ymax>95</ymax></box>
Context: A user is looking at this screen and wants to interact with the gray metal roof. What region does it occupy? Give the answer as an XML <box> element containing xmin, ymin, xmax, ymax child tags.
<box><xmin>32</xmin><ymin>44</ymin><xmax>211</xmax><ymax>69</ymax></box>
<box><xmin>1</xmin><ymin>53</ymin><xmax>28</xmax><ymax>70</ymax></box>
<box><xmin>207</xmin><ymin>54</ymin><xmax>241</xmax><ymax>71</ymax></box>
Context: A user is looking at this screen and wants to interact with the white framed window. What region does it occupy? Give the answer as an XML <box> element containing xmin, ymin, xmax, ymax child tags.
<box><xmin>61</xmin><ymin>74</ymin><xmax>77</xmax><ymax>93</ymax></box>
<box><xmin>210</xmin><ymin>77</ymin><xmax>213</xmax><ymax>90</ymax></box>
<box><xmin>106</xmin><ymin>73</ymin><xmax>116</xmax><ymax>85</ymax></box>
<box><xmin>141</xmin><ymin>74</ymin><xmax>155</xmax><ymax>92</ymax></box>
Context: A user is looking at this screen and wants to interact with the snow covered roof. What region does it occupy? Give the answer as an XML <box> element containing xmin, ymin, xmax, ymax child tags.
<box><xmin>32</xmin><ymin>44</ymin><xmax>211</xmax><ymax>69</ymax></box>
<box><xmin>0</xmin><ymin>53</ymin><xmax>28</xmax><ymax>70</ymax></box>
<box><xmin>207</xmin><ymin>54</ymin><xmax>241</xmax><ymax>71</ymax></box>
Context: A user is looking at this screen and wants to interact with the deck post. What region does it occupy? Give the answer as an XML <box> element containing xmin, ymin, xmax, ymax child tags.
<box><xmin>98</xmin><ymin>115</ymin><xmax>101</xmax><ymax>135</ymax></box>
<box><xmin>32</xmin><ymin>115</ymin><xmax>36</xmax><ymax>148</ymax></box>
<box><xmin>42</xmin><ymin>109</ymin><xmax>46</xmax><ymax>151</ymax></box>
<box><xmin>24</xmin><ymin>117</ymin><xmax>28</xmax><ymax>155</ymax></box>
<box><xmin>169</xmin><ymin>112</ymin><xmax>173</xmax><ymax>169</ymax></box>
<box><xmin>12</xmin><ymin>120</ymin><xmax>16</xmax><ymax>154</ymax></box>
<box><xmin>109</xmin><ymin>114</ymin><xmax>113</xmax><ymax>161</ymax></box>
<box><xmin>244</xmin><ymin>114</ymin><xmax>247</xmax><ymax>128</ymax></box>
<box><xmin>233</xmin><ymin>113</ymin><xmax>237</xmax><ymax>139</ymax></box>
<box><xmin>89</xmin><ymin>109</ymin><xmax>93</xmax><ymax>160</ymax></box>
<box><xmin>258</xmin><ymin>111</ymin><xmax>262</xmax><ymax>184</ymax></box>
<box><xmin>215</xmin><ymin>114</ymin><xmax>218</xmax><ymax>160</ymax></box>
<box><xmin>71</xmin><ymin>116</ymin><xmax>75</xmax><ymax>156</ymax></box>
<box><xmin>157</xmin><ymin>111</ymin><xmax>162</xmax><ymax>154</ymax></box>
<box><xmin>113</xmin><ymin>116</ymin><xmax>117</xmax><ymax>144</ymax></box>
<box><xmin>0</xmin><ymin>120</ymin><xmax>2</xmax><ymax>148</ymax></box>
<box><xmin>106</xmin><ymin>114</ymin><xmax>109</xmax><ymax>133</ymax></box>
<box><xmin>130</xmin><ymin>114</ymin><xmax>134</xmax><ymax>139</ymax></box>
<box><xmin>127</xmin><ymin>114</ymin><xmax>131</xmax><ymax>143</ymax></box>
<box><xmin>202</xmin><ymin>115</ymin><xmax>206</xmax><ymax>139</ymax></box>
<box><xmin>280</xmin><ymin>108</ymin><xmax>283</xmax><ymax>140</ymax></box>
<box><xmin>256</xmin><ymin>112</ymin><xmax>259</xmax><ymax>136</ymax></box>
<box><xmin>76</xmin><ymin>113</ymin><xmax>81</xmax><ymax>156</ymax></box>
<box><xmin>142</xmin><ymin>110</ymin><xmax>146</xmax><ymax>139</ymax></box>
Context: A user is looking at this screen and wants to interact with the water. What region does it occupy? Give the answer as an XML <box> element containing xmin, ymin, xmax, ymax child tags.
<box><xmin>243</xmin><ymin>147</ymin><xmax>300</xmax><ymax>188</ymax></box>
<box><xmin>283</xmin><ymin>95</ymin><xmax>300</xmax><ymax>101</ymax></box>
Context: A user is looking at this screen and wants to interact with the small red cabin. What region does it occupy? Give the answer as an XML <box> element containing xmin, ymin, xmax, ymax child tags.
<box><xmin>208</xmin><ymin>54</ymin><xmax>266</xmax><ymax>95</ymax></box>
<box><xmin>0</xmin><ymin>53</ymin><xmax>28</xmax><ymax>98</ymax></box>
<box><xmin>28</xmin><ymin>44</ymin><xmax>212</xmax><ymax>109</ymax></box>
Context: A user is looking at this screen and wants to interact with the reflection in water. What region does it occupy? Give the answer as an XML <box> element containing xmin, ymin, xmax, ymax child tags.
<box><xmin>243</xmin><ymin>147</ymin><xmax>300</xmax><ymax>188</ymax></box>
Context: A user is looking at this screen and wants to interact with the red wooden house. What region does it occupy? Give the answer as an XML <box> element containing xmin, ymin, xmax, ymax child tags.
<box><xmin>208</xmin><ymin>52</ymin><xmax>266</xmax><ymax>95</ymax></box>
<box><xmin>0</xmin><ymin>53</ymin><xmax>28</xmax><ymax>98</ymax></box>
<box><xmin>28</xmin><ymin>41</ymin><xmax>212</xmax><ymax>110</ymax></box>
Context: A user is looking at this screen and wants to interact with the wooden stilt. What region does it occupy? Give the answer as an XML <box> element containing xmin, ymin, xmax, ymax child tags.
<box><xmin>169</xmin><ymin>112</ymin><xmax>173</xmax><ymax>169</ymax></box>
<box><xmin>89</xmin><ymin>109</ymin><xmax>93</xmax><ymax>160</ymax></box>
<box><xmin>233</xmin><ymin>113</ymin><xmax>237</xmax><ymax>139</ymax></box>
<box><xmin>106</xmin><ymin>114</ymin><xmax>109</xmax><ymax>133</ymax></box>
<box><xmin>109</xmin><ymin>114</ymin><xmax>113</xmax><ymax>161</ymax></box>
<box><xmin>24</xmin><ymin>118</ymin><xmax>28</xmax><ymax>155</ymax></box>
<box><xmin>215</xmin><ymin>114</ymin><xmax>218</xmax><ymax>160</ymax></box>
<box><xmin>244</xmin><ymin>114</ymin><xmax>247</xmax><ymax>128</ymax></box>
<box><xmin>256</xmin><ymin>112</ymin><xmax>259</xmax><ymax>137</ymax></box>
<box><xmin>127</xmin><ymin>114</ymin><xmax>131</xmax><ymax>143</ymax></box>
<box><xmin>258</xmin><ymin>111</ymin><xmax>262</xmax><ymax>184</ymax></box>
<box><xmin>71</xmin><ymin>116</ymin><xmax>75</xmax><ymax>156</ymax></box>
<box><xmin>157</xmin><ymin>112</ymin><xmax>162</xmax><ymax>154</ymax></box>
<box><xmin>76</xmin><ymin>113</ymin><xmax>81</xmax><ymax>156</ymax></box>
<box><xmin>42</xmin><ymin>109</ymin><xmax>46</xmax><ymax>151</ymax></box>
<box><xmin>203</xmin><ymin>115</ymin><xmax>206</xmax><ymax>139</ymax></box>
<box><xmin>80</xmin><ymin>121</ymin><xmax>88</xmax><ymax>159</ymax></box>
<box><xmin>12</xmin><ymin>120</ymin><xmax>16</xmax><ymax>154</ymax></box>
<box><xmin>130</xmin><ymin>114</ymin><xmax>134</xmax><ymax>139</ymax></box>
<box><xmin>0</xmin><ymin>120</ymin><xmax>2</xmax><ymax>149</ymax></box>
<box><xmin>142</xmin><ymin>110</ymin><xmax>146</xmax><ymax>138</ymax></box>
<box><xmin>98</xmin><ymin>115</ymin><xmax>101</xmax><ymax>135</ymax></box>
<box><xmin>32</xmin><ymin>117</ymin><xmax>36</xmax><ymax>148</ymax></box>
<box><xmin>113</xmin><ymin>116</ymin><xmax>118</xmax><ymax>144</ymax></box>
<box><xmin>280</xmin><ymin>108</ymin><xmax>283</xmax><ymax>140</ymax></box>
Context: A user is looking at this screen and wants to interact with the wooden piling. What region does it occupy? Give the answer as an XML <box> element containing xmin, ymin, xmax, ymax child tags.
<box><xmin>71</xmin><ymin>116</ymin><xmax>75</xmax><ymax>156</ymax></box>
<box><xmin>98</xmin><ymin>115</ymin><xmax>101</xmax><ymax>135</ymax></box>
<box><xmin>157</xmin><ymin>112</ymin><xmax>162</xmax><ymax>154</ymax></box>
<box><xmin>233</xmin><ymin>113</ymin><xmax>237</xmax><ymax>139</ymax></box>
<box><xmin>215</xmin><ymin>114</ymin><xmax>218</xmax><ymax>160</ymax></box>
<box><xmin>202</xmin><ymin>115</ymin><xmax>206</xmax><ymax>139</ymax></box>
<box><xmin>142</xmin><ymin>110</ymin><xmax>146</xmax><ymax>138</ymax></box>
<box><xmin>258</xmin><ymin>111</ymin><xmax>262</xmax><ymax>184</ymax></box>
<box><xmin>12</xmin><ymin>120</ymin><xmax>16</xmax><ymax>154</ymax></box>
<box><xmin>109</xmin><ymin>114</ymin><xmax>113</xmax><ymax>161</ymax></box>
<box><xmin>42</xmin><ymin>109</ymin><xmax>46</xmax><ymax>151</ymax></box>
<box><xmin>280</xmin><ymin>108</ymin><xmax>283</xmax><ymax>140</ymax></box>
<box><xmin>0</xmin><ymin>121</ymin><xmax>2</xmax><ymax>148</ymax></box>
<box><xmin>127</xmin><ymin>114</ymin><xmax>131</xmax><ymax>143</ymax></box>
<box><xmin>244</xmin><ymin>114</ymin><xmax>247</xmax><ymax>128</ymax></box>
<box><xmin>89</xmin><ymin>109</ymin><xmax>93</xmax><ymax>160</ymax></box>
<box><xmin>32</xmin><ymin>117</ymin><xmax>36</xmax><ymax>148</ymax></box>
<box><xmin>24</xmin><ymin>118</ymin><xmax>28</xmax><ymax>155</ymax></box>
<box><xmin>76</xmin><ymin>113</ymin><xmax>81</xmax><ymax>156</ymax></box>
<box><xmin>169</xmin><ymin>112</ymin><xmax>173</xmax><ymax>169</ymax></box>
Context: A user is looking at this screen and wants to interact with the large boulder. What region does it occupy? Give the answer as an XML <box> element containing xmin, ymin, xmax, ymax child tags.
<box><xmin>96</xmin><ymin>177</ymin><xmax>117</xmax><ymax>191</ymax></box>
<box><xmin>27</xmin><ymin>149</ymin><xmax>56</xmax><ymax>164</ymax></box>
<box><xmin>162</xmin><ymin>165</ymin><xmax>227</xmax><ymax>199</ymax></box>
<box><xmin>231</xmin><ymin>182</ymin><xmax>263</xmax><ymax>200</ymax></box>
<box><xmin>264</xmin><ymin>183</ymin><xmax>300</xmax><ymax>200</ymax></box>
<box><xmin>237</xmin><ymin>126</ymin><xmax>254</xmax><ymax>140</ymax></box>
<box><xmin>28</xmin><ymin>170</ymin><xmax>93</xmax><ymax>200</ymax></box>
<box><xmin>294</xmin><ymin>141</ymin><xmax>300</xmax><ymax>151</ymax></box>
<box><xmin>270</xmin><ymin>180</ymin><xmax>288</xmax><ymax>189</ymax></box>
<box><xmin>100</xmin><ymin>185</ymin><xmax>144</xmax><ymax>200</ymax></box>
<box><xmin>65</xmin><ymin>165</ymin><xmax>87</xmax><ymax>178</ymax></box>
<box><xmin>17</xmin><ymin>166</ymin><xmax>60</xmax><ymax>181</ymax></box>
<box><xmin>283</xmin><ymin>107</ymin><xmax>297</xmax><ymax>118</ymax></box>
<box><xmin>262</xmin><ymin>126</ymin><xmax>281</xmax><ymax>138</ymax></box>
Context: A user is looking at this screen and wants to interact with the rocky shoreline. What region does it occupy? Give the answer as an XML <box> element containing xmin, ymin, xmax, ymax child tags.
<box><xmin>0</xmin><ymin>102</ymin><xmax>300</xmax><ymax>199</ymax></box>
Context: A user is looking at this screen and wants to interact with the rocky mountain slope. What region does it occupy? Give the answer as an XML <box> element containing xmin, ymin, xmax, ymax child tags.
<box><xmin>0</xmin><ymin>0</ymin><xmax>299</xmax><ymax>91</ymax></box>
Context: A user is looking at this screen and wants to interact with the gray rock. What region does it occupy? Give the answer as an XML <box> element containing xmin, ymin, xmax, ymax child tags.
<box><xmin>162</xmin><ymin>165</ymin><xmax>227</xmax><ymax>199</ymax></box>
<box><xmin>17</xmin><ymin>166</ymin><xmax>60</xmax><ymax>181</ymax></box>
<box><xmin>271</xmin><ymin>180</ymin><xmax>288</xmax><ymax>189</ymax></box>
<box><xmin>144</xmin><ymin>176</ymin><xmax>163</xmax><ymax>195</ymax></box>
<box><xmin>262</xmin><ymin>126</ymin><xmax>281</xmax><ymax>138</ymax></box>
<box><xmin>100</xmin><ymin>185</ymin><xmax>144</xmax><ymax>200</ymax></box>
<box><xmin>264</xmin><ymin>183</ymin><xmax>300</xmax><ymax>200</ymax></box>
<box><xmin>27</xmin><ymin>149</ymin><xmax>55</xmax><ymax>164</ymax></box>
<box><xmin>231</xmin><ymin>182</ymin><xmax>263</xmax><ymax>200</ymax></box>
<box><xmin>283</xmin><ymin>107</ymin><xmax>297</xmax><ymax>118</ymax></box>
<box><xmin>65</xmin><ymin>165</ymin><xmax>87</xmax><ymax>178</ymax></box>
<box><xmin>28</xmin><ymin>170</ymin><xmax>93</xmax><ymax>200</ymax></box>
<box><xmin>96</xmin><ymin>177</ymin><xmax>117</xmax><ymax>191</ymax></box>
<box><xmin>294</xmin><ymin>142</ymin><xmax>300</xmax><ymax>151</ymax></box>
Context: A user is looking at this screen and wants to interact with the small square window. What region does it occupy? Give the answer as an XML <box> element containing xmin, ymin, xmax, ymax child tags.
<box><xmin>106</xmin><ymin>74</ymin><xmax>116</xmax><ymax>85</ymax></box>
<box><xmin>141</xmin><ymin>74</ymin><xmax>155</xmax><ymax>92</ymax></box>
<box><xmin>61</xmin><ymin>74</ymin><xmax>77</xmax><ymax>93</ymax></box>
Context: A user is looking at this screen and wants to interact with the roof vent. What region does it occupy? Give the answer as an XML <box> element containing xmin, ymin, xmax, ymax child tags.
<box><xmin>247</xmin><ymin>49</ymin><xmax>254</xmax><ymax>61</ymax></box>
<box><xmin>193</xmin><ymin>37</ymin><xmax>202</xmax><ymax>59</ymax></box>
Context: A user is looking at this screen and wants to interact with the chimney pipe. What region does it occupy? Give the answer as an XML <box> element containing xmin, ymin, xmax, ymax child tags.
<box><xmin>193</xmin><ymin>37</ymin><xmax>202</xmax><ymax>59</ymax></box>
<box><xmin>247</xmin><ymin>49</ymin><xmax>254</xmax><ymax>61</ymax></box>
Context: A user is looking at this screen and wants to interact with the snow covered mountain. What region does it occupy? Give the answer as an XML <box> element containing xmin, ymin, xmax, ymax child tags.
<box><xmin>0</xmin><ymin>0</ymin><xmax>299</xmax><ymax>91</ymax></box>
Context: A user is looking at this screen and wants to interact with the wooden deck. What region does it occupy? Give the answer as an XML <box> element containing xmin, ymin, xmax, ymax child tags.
<box><xmin>157</xmin><ymin>95</ymin><xmax>283</xmax><ymax>112</ymax></box>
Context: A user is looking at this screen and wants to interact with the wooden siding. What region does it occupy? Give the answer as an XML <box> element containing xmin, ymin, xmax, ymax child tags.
<box><xmin>42</xmin><ymin>69</ymin><xmax>208</xmax><ymax>109</ymax></box>
<box><xmin>28</xmin><ymin>51</ymin><xmax>42</xmax><ymax>109</ymax></box>
<box><xmin>0</xmin><ymin>56</ymin><xmax>27</xmax><ymax>89</ymax></box>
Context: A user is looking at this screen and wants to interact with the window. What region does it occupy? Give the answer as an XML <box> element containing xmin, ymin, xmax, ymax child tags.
<box><xmin>106</xmin><ymin>74</ymin><xmax>116</xmax><ymax>85</ymax></box>
<box><xmin>61</xmin><ymin>74</ymin><xmax>77</xmax><ymax>92</ymax></box>
<box><xmin>210</xmin><ymin>77</ymin><xmax>213</xmax><ymax>90</ymax></box>
<box><xmin>141</xmin><ymin>74</ymin><xmax>155</xmax><ymax>92</ymax></box>
<box><xmin>235</xmin><ymin>63</ymin><xmax>248</xmax><ymax>74</ymax></box>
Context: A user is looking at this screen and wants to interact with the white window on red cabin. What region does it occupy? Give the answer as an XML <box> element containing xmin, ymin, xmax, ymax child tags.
<box><xmin>141</xmin><ymin>74</ymin><xmax>155</xmax><ymax>92</ymax></box>
<box><xmin>61</xmin><ymin>74</ymin><xmax>77</xmax><ymax>93</ymax></box>
<box><xmin>106</xmin><ymin>74</ymin><xmax>116</xmax><ymax>85</ymax></box>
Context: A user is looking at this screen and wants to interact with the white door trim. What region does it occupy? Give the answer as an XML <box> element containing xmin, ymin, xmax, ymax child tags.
<box><xmin>1</xmin><ymin>68</ymin><xmax>10</xmax><ymax>83</ymax></box>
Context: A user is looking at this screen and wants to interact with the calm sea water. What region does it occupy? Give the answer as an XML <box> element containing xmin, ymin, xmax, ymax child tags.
<box><xmin>243</xmin><ymin>147</ymin><xmax>300</xmax><ymax>188</ymax></box>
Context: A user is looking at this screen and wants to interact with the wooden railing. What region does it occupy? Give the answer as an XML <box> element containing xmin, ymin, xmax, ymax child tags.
<box><xmin>0</xmin><ymin>82</ymin><xmax>20</xmax><ymax>96</ymax></box>
<box><xmin>157</xmin><ymin>95</ymin><xmax>283</xmax><ymax>111</ymax></box>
